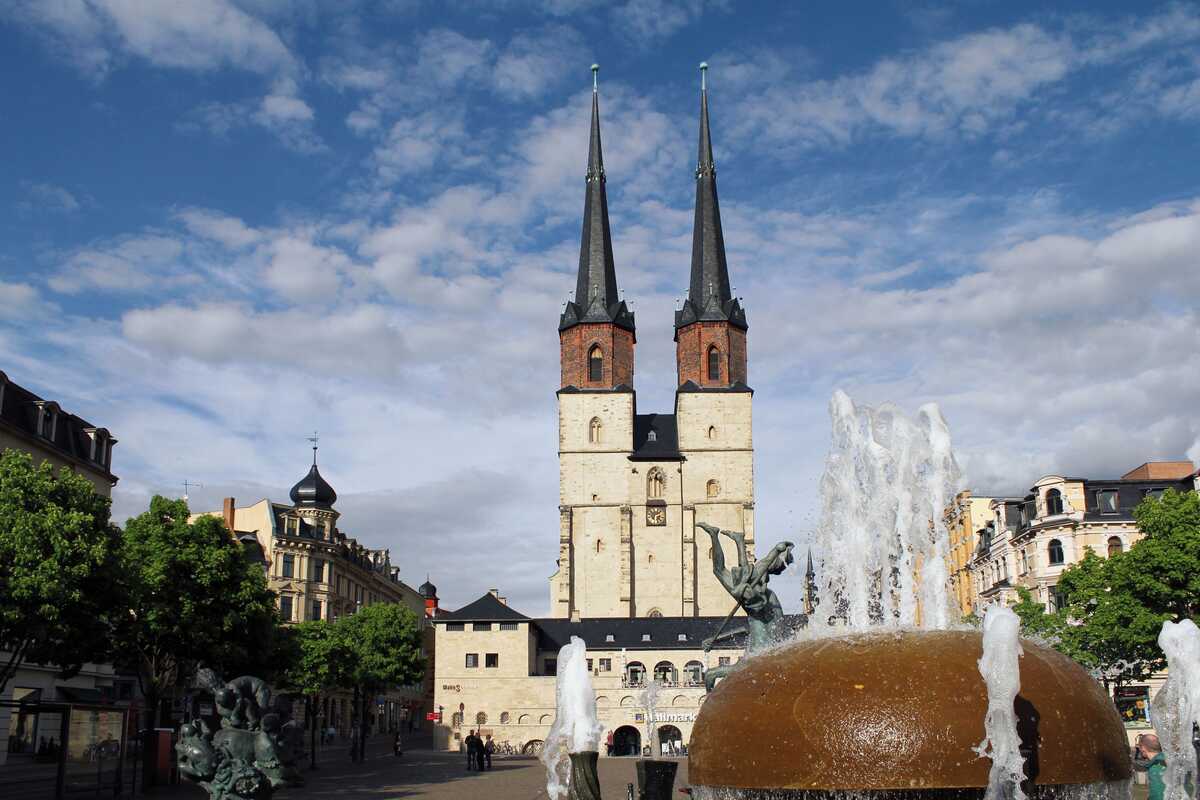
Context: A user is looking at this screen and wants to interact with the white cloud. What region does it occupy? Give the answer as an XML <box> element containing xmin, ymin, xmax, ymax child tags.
<box><xmin>177</xmin><ymin>209</ymin><xmax>262</xmax><ymax>249</ymax></box>
<box><xmin>19</xmin><ymin>182</ymin><xmax>81</xmax><ymax>213</ymax></box>
<box><xmin>48</xmin><ymin>234</ymin><xmax>187</xmax><ymax>294</ymax></box>
<box><xmin>493</xmin><ymin>24</ymin><xmax>588</xmax><ymax>99</ymax></box>
<box><xmin>262</xmin><ymin>235</ymin><xmax>349</xmax><ymax>301</ymax></box>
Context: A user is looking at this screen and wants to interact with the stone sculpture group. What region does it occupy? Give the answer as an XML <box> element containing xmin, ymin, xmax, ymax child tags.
<box><xmin>175</xmin><ymin>669</ymin><xmax>304</xmax><ymax>800</ymax></box>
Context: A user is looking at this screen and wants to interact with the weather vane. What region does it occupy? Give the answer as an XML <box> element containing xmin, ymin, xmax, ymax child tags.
<box><xmin>305</xmin><ymin>431</ymin><xmax>319</xmax><ymax>464</ymax></box>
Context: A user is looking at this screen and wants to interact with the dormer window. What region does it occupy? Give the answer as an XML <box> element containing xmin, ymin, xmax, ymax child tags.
<box><xmin>605</xmin><ymin>633</ymin><xmax>615</xmax><ymax>642</ymax></box>
<box><xmin>648</xmin><ymin>430</ymin><xmax>657</xmax><ymax>442</ymax></box>
<box><xmin>36</xmin><ymin>403</ymin><xmax>58</xmax><ymax>440</ymax></box>
<box><xmin>641</xmin><ymin>633</ymin><xmax>651</xmax><ymax>642</ymax></box>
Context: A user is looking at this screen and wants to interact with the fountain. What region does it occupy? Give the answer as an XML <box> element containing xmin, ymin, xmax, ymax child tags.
<box><xmin>1150</xmin><ymin>619</ymin><xmax>1200</xmax><ymax>800</ymax></box>
<box><xmin>684</xmin><ymin>392</ymin><xmax>1132</xmax><ymax>799</ymax></box>
<box><xmin>541</xmin><ymin>636</ymin><xmax>604</xmax><ymax>800</ymax></box>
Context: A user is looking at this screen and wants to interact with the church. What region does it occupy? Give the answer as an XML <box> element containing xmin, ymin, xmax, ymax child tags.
<box><xmin>431</xmin><ymin>68</ymin><xmax>767</xmax><ymax>756</ymax></box>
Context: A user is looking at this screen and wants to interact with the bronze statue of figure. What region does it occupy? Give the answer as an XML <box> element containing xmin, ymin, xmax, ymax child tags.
<box><xmin>698</xmin><ymin>522</ymin><xmax>794</xmax><ymax>691</ymax></box>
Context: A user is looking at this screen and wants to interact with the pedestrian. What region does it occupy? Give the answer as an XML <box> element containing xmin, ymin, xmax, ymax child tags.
<box><xmin>606</xmin><ymin>730</ymin><xmax>614</xmax><ymax>757</ymax></box>
<box><xmin>393</xmin><ymin>730</ymin><xmax>402</xmax><ymax>758</ymax></box>
<box><xmin>483</xmin><ymin>735</ymin><xmax>495</xmax><ymax>770</ymax></box>
<box><xmin>470</xmin><ymin>731</ymin><xmax>486</xmax><ymax>771</ymax></box>
<box><xmin>465</xmin><ymin>730</ymin><xmax>477</xmax><ymax>771</ymax></box>
<box><xmin>1134</xmin><ymin>733</ymin><xmax>1166</xmax><ymax>800</ymax></box>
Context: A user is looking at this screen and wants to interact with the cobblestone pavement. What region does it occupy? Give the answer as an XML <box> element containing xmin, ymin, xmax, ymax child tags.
<box><xmin>167</xmin><ymin>749</ymin><xmax>690</xmax><ymax>800</ymax></box>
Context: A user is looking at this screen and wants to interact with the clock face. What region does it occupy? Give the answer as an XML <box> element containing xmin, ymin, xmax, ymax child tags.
<box><xmin>646</xmin><ymin>506</ymin><xmax>666</xmax><ymax>526</ymax></box>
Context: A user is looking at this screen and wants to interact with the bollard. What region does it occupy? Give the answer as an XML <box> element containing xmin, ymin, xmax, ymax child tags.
<box><xmin>635</xmin><ymin>759</ymin><xmax>678</xmax><ymax>800</ymax></box>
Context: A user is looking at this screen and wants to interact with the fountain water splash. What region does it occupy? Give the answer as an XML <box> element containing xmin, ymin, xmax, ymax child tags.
<box><xmin>640</xmin><ymin>678</ymin><xmax>662</xmax><ymax>757</ymax></box>
<box><xmin>812</xmin><ymin>390</ymin><xmax>962</xmax><ymax>632</ymax></box>
<box><xmin>541</xmin><ymin>636</ymin><xmax>603</xmax><ymax>800</ymax></box>
<box><xmin>975</xmin><ymin>604</ymin><xmax>1027</xmax><ymax>800</ymax></box>
<box><xmin>1151</xmin><ymin>619</ymin><xmax>1200</xmax><ymax>800</ymax></box>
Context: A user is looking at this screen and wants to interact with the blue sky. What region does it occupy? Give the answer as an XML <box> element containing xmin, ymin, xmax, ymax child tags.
<box><xmin>2</xmin><ymin>1</ymin><xmax>1199</xmax><ymax>614</ymax></box>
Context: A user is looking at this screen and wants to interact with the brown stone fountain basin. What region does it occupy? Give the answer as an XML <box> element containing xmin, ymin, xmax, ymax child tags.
<box><xmin>688</xmin><ymin>630</ymin><xmax>1131</xmax><ymax>795</ymax></box>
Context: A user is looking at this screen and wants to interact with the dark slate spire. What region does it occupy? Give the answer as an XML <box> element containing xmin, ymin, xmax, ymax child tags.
<box><xmin>289</xmin><ymin>444</ymin><xmax>337</xmax><ymax>509</ymax></box>
<box><xmin>675</xmin><ymin>63</ymin><xmax>747</xmax><ymax>332</ymax></box>
<box><xmin>560</xmin><ymin>65</ymin><xmax>634</xmax><ymax>334</ymax></box>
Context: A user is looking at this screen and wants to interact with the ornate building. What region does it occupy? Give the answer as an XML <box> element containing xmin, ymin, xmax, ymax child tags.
<box><xmin>193</xmin><ymin>448</ymin><xmax>434</xmax><ymax>732</ymax></box>
<box><xmin>551</xmin><ymin>64</ymin><xmax>755</xmax><ymax>620</ymax></box>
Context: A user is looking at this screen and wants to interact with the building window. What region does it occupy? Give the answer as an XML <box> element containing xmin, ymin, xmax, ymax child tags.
<box><xmin>1045</xmin><ymin>489</ymin><xmax>1063</xmax><ymax>516</ymax></box>
<box><xmin>599</xmin><ymin>658</ymin><xmax>612</xmax><ymax>672</ymax></box>
<box><xmin>647</xmin><ymin>609</ymin><xmax>662</xmax><ymax>618</ymax></box>
<box><xmin>586</xmin><ymin>659</ymin><xmax>593</xmax><ymax>671</ymax></box>
<box><xmin>589</xmin><ymin>417</ymin><xmax>602</xmax><ymax>444</ymax></box>
<box><xmin>647</xmin><ymin>468</ymin><xmax>665</xmax><ymax>499</ymax></box>
<box><xmin>706</xmin><ymin>480</ymin><xmax>720</xmax><ymax>498</ymax></box>
<box><xmin>281</xmin><ymin>554</ymin><xmax>295</xmax><ymax>578</ymax></box>
<box><xmin>684</xmin><ymin>660</ymin><xmax>704</xmax><ymax>686</ymax></box>
<box><xmin>279</xmin><ymin>595</ymin><xmax>293</xmax><ymax>621</ymax></box>
<box><xmin>653</xmin><ymin>661</ymin><xmax>677</xmax><ymax>684</ymax></box>
<box><xmin>641</xmin><ymin>633</ymin><xmax>651</xmax><ymax>642</ymax></box>
<box><xmin>588</xmin><ymin>345</ymin><xmax>603</xmax><ymax>382</ymax></box>
<box><xmin>451</xmin><ymin>712</ymin><xmax>463</xmax><ymax>727</ymax></box>
<box><xmin>1143</xmin><ymin>488</ymin><xmax>1166</xmax><ymax>501</ymax></box>
<box><xmin>500</xmin><ymin>712</ymin><xmax>510</xmax><ymax>724</ymax></box>
<box><xmin>499</xmin><ymin>622</ymin><xmax>518</xmax><ymax>631</ymax></box>
<box><xmin>312</xmin><ymin>560</ymin><xmax>325</xmax><ymax>582</ymax></box>
<box><xmin>718</xmin><ymin>657</ymin><xmax>731</xmax><ymax>667</ymax></box>
<box><xmin>1107</xmin><ymin>536</ymin><xmax>1124</xmax><ymax>557</ymax></box>
<box><xmin>447</xmin><ymin>623</ymin><xmax>464</xmax><ymax>631</ymax></box>
<box><xmin>311</xmin><ymin>600</ymin><xmax>322</xmax><ymax>621</ymax></box>
<box><xmin>545</xmin><ymin>659</ymin><xmax>557</xmax><ymax>676</ymax></box>
<box><xmin>1096</xmin><ymin>489</ymin><xmax>1119</xmax><ymax>514</ymax></box>
<box><xmin>707</xmin><ymin>345</ymin><xmax>720</xmax><ymax>381</ymax></box>
<box><xmin>1051</xmin><ymin>586</ymin><xmax>1067</xmax><ymax>612</ymax></box>
<box><xmin>1048</xmin><ymin>539</ymin><xmax>1065</xmax><ymax>565</ymax></box>
<box><xmin>485</xmin><ymin>653</ymin><xmax>499</xmax><ymax>668</ymax></box>
<box><xmin>475</xmin><ymin>711</ymin><xmax>487</xmax><ymax>725</ymax></box>
<box><xmin>465</xmin><ymin>653</ymin><xmax>479</xmax><ymax>668</ymax></box>
<box><xmin>472</xmin><ymin>623</ymin><xmax>492</xmax><ymax>632</ymax></box>
<box><xmin>626</xmin><ymin>662</ymin><xmax>645</xmax><ymax>686</ymax></box>
<box><xmin>604</xmin><ymin>634</ymin><xmax>615</xmax><ymax>642</ymax></box>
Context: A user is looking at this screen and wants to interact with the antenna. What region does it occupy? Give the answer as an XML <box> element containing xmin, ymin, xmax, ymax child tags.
<box><xmin>305</xmin><ymin>431</ymin><xmax>319</xmax><ymax>465</ymax></box>
<box><xmin>182</xmin><ymin>480</ymin><xmax>203</xmax><ymax>501</ymax></box>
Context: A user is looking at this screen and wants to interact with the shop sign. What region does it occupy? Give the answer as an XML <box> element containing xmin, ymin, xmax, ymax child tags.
<box><xmin>648</xmin><ymin>712</ymin><xmax>695</xmax><ymax>723</ymax></box>
<box><xmin>441</xmin><ymin>684</ymin><xmax>462</xmax><ymax>692</ymax></box>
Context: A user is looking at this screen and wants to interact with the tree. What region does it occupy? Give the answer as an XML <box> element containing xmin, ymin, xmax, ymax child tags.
<box><xmin>280</xmin><ymin>620</ymin><xmax>351</xmax><ymax>769</ymax></box>
<box><xmin>1009</xmin><ymin>586</ymin><xmax>1062</xmax><ymax>639</ymax></box>
<box><xmin>0</xmin><ymin>450</ymin><xmax>121</xmax><ymax>695</ymax></box>
<box><xmin>1123</xmin><ymin>489</ymin><xmax>1200</xmax><ymax>620</ymax></box>
<box><xmin>335</xmin><ymin>603</ymin><xmax>424</xmax><ymax>762</ymax></box>
<box><xmin>114</xmin><ymin>495</ymin><xmax>279</xmax><ymax>729</ymax></box>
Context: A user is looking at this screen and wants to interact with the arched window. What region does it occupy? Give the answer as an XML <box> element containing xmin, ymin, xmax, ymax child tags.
<box><xmin>499</xmin><ymin>712</ymin><xmax>510</xmax><ymax>724</ymax></box>
<box><xmin>589</xmin><ymin>417</ymin><xmax>602</xmax><ymax>444</ymax></box>
<box><xmin>684</xmin><ymin>660</ymin><xmax>704</xmax><ymax>686</ymax></box>
<box><xmin>706</xmin><ymin>479</ymin><xmax>720</xmax><ymax>498</ymax></box>
<box><xmin>451</xmin><ymin>712</ymin><xmax>463</xmax><ymax>727</ymax></box>
<box><xmin>1046</xmin><ymin>489</ymin><xmax>1063</xmax><ymax>516</ymax></box>
<box><xmin>653</xmin><ymin>661</ymin><xmax>677</xmax><ymax>684</ymax></box>
<box><xmin>707</xmin><ymin>425</ymin><xmax>717</xmax><ymax>440</ymax></box>
<box><xmin>647</xmin><ymin>608</ymin><xmax>663</xmax><ymax>618</ymax></box>
<box><xmin>625</xmin><ymin>662</ymin><xmax>646</xmax><ymax>687</ymax></box>
<box><xmin>1048</xmin><ymin>539</ymin><xmax>1064</xmax><ymax>565</ymax></box>
<box><xmin>517</xmin><ymin>714</ymin><xmax>530</xmax><ymax>725</ymax></box>
<box><xmin>595</xmin><ymin>539</ymin><xmax>603</xmax><ymax>553</ymax></box>
<box><xmin>707</xmin><ymin>346</ymin><xmax>720</xmax><ymax>381</ymax></box>
<box><xmin>476</xmin><ymin>711</ymin><xmax>487</xmax><ymax>725</ymax></box>
<box><xmin>647</xmin><ymin>468</ymin><xmax>665</xmax><ymax>499</ymax></box>
<box><xmin>588</xmin><ymin>345</ymin><xmax>603</xmax><ymax>382</ymax></box>
<box><xmin>1107</xmin><ymin>536</ymin><xmax>1124</xmax><ymax>557</ymax></box>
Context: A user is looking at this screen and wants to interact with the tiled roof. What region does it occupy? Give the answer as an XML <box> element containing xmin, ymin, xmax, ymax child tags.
<box><xmin>0</xmin><ymin>369</ymin><xmax>117</xmax><ymax>482</ymax></box>
<box><xmin>436</xmin><ymin>593</ymin><xmax>530</xmax><ymax>622</ymax></box>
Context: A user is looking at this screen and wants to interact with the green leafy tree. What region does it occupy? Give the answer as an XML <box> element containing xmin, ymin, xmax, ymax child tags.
<box><xmin>1009</xmin><ymin>586</ymin><xmax>1063</xmax><ymax>639</ymax></box>
<box><xmin>114</xmin><ymin>495</ymin><xmax>279</xmax><ymax>728</ymax></box>
<box><xmin>0</xmin><ymin>450</ymin><xmax>121</xmax><ymax>694</ymax></box>
<box><xmin>334</xmin><ymin>603</ymin><xmax>424</xmax><ymax>761</ymax></box>
<box><xmin>280</xmin><ymin>620</ymin><xmax>351</xmax><ymax>768</ymax></box>
<box><xmin>1123</xmin><ymin>489</ymin><xmax>1200</xmax><ymax>619</ymax></box>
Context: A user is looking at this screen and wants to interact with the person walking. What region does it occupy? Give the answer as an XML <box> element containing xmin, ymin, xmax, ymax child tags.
<box><xmin>464</xmin><ymin>730</ymin><xmax>478</xmax><ymax>771</ymax></box>
<box><xmin>470</xmin><ymin>731</ymin><xmax>485</xmax><ymax>771</ymax></box>
<box><xmin>393</xmin><ymin>730</ymin><xmax>403</xmax><ymax>758</ymax></box>
<box><xmin>1134</xmin><ymin>733</ymin><xmax>1166</xmax><ymax>800</ymax></box>
<box><xmin>483</xmin><ymin>735</ymin><xmax>495</xmax><ymax>770</ymax></box>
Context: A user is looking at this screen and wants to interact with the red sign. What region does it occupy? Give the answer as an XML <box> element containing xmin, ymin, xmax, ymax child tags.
<box><xmin>426</xmin><ymin>712</ymin><xmax>441</xmax><ymax>721</ymax></box>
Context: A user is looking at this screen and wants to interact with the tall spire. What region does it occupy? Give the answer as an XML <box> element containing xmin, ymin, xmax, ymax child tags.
<box><xmin>675</xmin><ymin>62</ymin><xmax>747</xmax><ymax>332</ymax></box>
<box><xmin>560</xmin><ymin>64</ymin><xmax>634</xmax><ymax>333</ymax></box>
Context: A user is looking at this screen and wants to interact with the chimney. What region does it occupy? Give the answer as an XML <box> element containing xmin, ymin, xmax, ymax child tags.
<box><xmin>488</xmin><ymin>588</ymin><xmax>499</xmax><ymax>598</ymax></box>
<box><xmin>570</xmin><ymin>609</ymin><xmax>581</xmax><ymax>623</ymax></box>
<box><xmin>222</xmin><ymin>498</ymin><xmax>236</xmax><ymax>534</ymax></box>
<box><xmin>498</xmin><ymin>595</ymin><xmax>507</xmax><ymax>607</ymax></box>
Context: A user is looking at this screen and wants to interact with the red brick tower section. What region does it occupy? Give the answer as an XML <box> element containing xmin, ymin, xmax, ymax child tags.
<box><xmin>559</xmin><ymin>66</ymin><xmax>636</xmax><ymax>389</ymax></box>
<box><xmin>675</xmin><ymin>64</ymin><xmax>748</xmax><ymax>388</ymax></box>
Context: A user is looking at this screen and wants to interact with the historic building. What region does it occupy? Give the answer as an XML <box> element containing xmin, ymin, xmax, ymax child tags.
<box><xmin>965</xmin><ymin>460</ymin><xmax>1199</xmax><ymax>737</ymax></box>
<box><xmin>193</xmin><ymin>449</ymin><xmax>434</xmax><ymax>733</ymax></box>
<box><xmin>433</xmin><ymin>68</ymin><xmax>765</xmax><ymax>756</ymax></box>
<box><xmin>0</xmin><ymin>369</ymin><xmax>130</xmax><ymax>767</ymax></box>
<box><xmin>943</xmin><ymin>491</ymin><xmax>995</xmax><ymax>617</ymax></box>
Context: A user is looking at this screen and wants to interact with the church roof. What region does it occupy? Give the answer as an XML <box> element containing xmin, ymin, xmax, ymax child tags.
<box><xmin>629</xmin><ymin>413</ymin><xmax>681</xmax><ymax>461</ymax></box>
<box><xmin>560</xmin><ymin>68</ymin><xmax>635</xmax><ymax>335</ymax></box>
<box><xmin>675</xmin><ymin>65</ymin><xmax>747</xmax><ymax>333</ymax></box>
<box><xmin>436</xmin><ymin>592</ymin><xmax>530</xmax><ymax>622</ymax></box>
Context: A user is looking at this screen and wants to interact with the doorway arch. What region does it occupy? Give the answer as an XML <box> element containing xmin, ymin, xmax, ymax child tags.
<box><xmin>657</xmin><ymin>724</ymin><xmax>683</xmax><ymax>756</ymax></box>
<box><xmin>612</xmin><ymin>725</ymin><xmax>641</xmax><ymax>757</ymax></box>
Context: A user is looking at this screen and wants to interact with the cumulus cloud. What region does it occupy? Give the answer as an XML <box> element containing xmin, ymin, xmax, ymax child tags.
<box><xmin>48</xmin><ymin>234</ymin><xmax>188</xmax><ymax>294</ymax></box>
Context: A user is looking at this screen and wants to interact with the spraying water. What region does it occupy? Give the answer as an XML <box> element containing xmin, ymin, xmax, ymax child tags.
<box><xmin>975</xmin><ymin>604</ymin><xmax>1027</xmax><ymax>800</ymax></box>
<box><xmin>640</xmin><ymin>678</ymin><xmax>662</xmax><ymax>758</ymax></box>
<box><xmin>541</xmin><ymin>636</ymin><xmax>603</xmax><ymax>800</ymax></box>
<box><xmin>812</xmin><ymin>390</ymin><xmax>961</xmax><ymax>631</ymax></box>
<box><xmin>1151</xmin><ymin>619</ymin><xmax>1200</xmax><ymax>800</ymax></box>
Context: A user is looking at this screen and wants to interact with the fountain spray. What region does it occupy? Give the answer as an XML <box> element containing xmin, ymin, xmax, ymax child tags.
<box><xmin>1151</xmin><ymin>619</ymin><xmax>1200</xmax><ymax>800</ymax></box>
<box><xmin>975</xmin><ymin>604</ymin><xmax>1027</xmax><ymax>800</ymax></box>
<box><xmin>541</xmin><ymin>636</ymin><xmax>603</xmax><ymax>800</ymax></box>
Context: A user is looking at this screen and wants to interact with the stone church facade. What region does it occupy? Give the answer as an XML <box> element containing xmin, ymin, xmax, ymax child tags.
<box><xmin>432</xmin><ymin>69</ymin><xmax>762</xmax><ymax>756</ymax></box>
<box><xmin>551</xmin><ymin>67</ymin><xmax>755</xmax><ymax>621</ymax></box>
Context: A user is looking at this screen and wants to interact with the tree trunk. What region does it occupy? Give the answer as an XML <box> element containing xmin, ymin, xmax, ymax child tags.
<box><xmin>308</xmin><ymin>695</ymin><xmax>318</xmax><ymax>770</ymax></box>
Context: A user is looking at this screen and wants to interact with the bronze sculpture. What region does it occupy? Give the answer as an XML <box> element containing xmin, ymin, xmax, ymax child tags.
<box><xmin>697</xmin><ymin>522</ymin><xmax>794</xmax><ymax>690</ymax></box>
<box><xmin>175</xmin><ymin>669</ymin><xmax>304</xmax><ymax>800</ymax></box>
